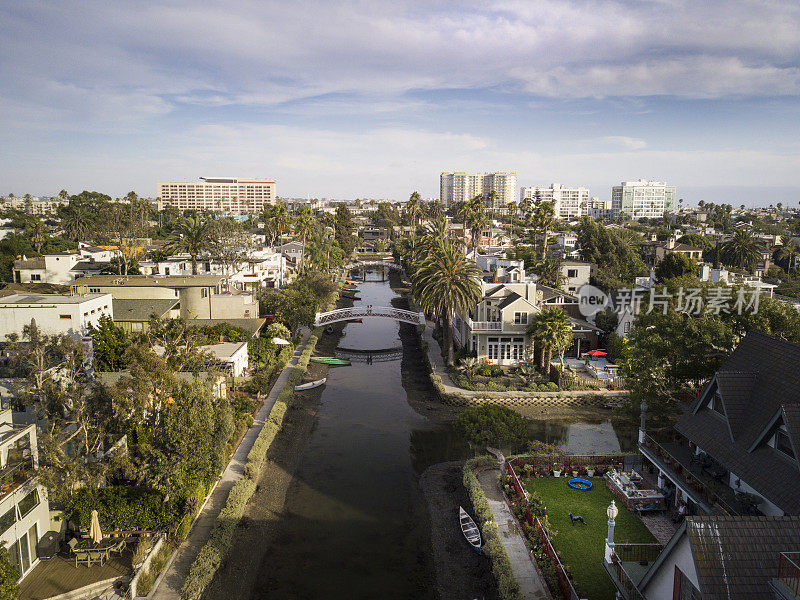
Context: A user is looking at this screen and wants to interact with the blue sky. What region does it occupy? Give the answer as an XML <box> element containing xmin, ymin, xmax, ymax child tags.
<box><xmin>1</xmin><ymin>0</ymin><xmax>799</xmax><ymax>206</ymax></box>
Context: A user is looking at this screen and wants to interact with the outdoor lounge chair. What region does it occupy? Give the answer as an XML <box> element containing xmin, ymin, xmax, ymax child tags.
<box><xmin>109</xmin><ymin>538</ymin><xmax>126</xmax><ymax>554</ymax></box>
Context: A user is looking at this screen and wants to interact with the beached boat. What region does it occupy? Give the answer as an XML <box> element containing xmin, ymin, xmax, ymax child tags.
<box><xmin>294</xmin><ymin>378</ymin><xmax>327</xmax><ymax>391</ymax></box>
<box><xmin>309</xmin><ymin>357</ymin><xmax>351</xmax><ymax>366</ymax></box>
<box><xmin>341</xmin><ymin>293</ymin><xmax>361</xmax><ymax>300</ymax></box>
<box><xmin>347</xmin><ymin>318</ymin><xmax>363</xmax><ymax>323</ymax></box>
<box><xmin>345</xmin><ymin>279</ymin><xmax>360</xmax><ymax>285</ymax></box>
<box><xmin>459</xmin><ymin>507</ymin><xmax>482</xmax><ymax>553</ymax></box>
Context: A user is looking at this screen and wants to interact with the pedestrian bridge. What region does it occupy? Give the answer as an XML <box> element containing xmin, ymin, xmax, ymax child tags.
<box><xmin>348</xmin><ymin>261</ymin><xmax>404</xmax><ymax>272</ymax></box>
<box><xmin>315</xmin><ymin>306</ymin><xmax>425</xmax><ymax>327</ymax></box>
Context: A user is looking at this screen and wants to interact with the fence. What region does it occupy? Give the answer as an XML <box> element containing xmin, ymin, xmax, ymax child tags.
<box><xmin>533</xmin><ymin>516</ymin><xmax>580</xmax><ymax>600</ymax></box>
<box><xmin>778</xmin><ymin>552</ymin><xmax>800</xmax><ymax>598</ymax></box>
<box><xmin>609</xmin><ymin>552</ymin><xmax>646</xmax><ymax>600</ymax></box>
<box><xmin>508</xmin><ymin>453</ymin><xmax>633</xmax><ymax>476</ymax></box>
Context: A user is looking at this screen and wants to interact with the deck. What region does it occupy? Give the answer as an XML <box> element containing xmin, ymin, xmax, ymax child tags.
<box><xmin>19</xmin><ymin>548</ymin><xmax>132</xmax><ymax>600</ymax></box>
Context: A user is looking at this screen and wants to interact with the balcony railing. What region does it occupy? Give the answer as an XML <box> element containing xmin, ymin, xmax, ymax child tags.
<box><xmin>465</xmin><ymin>317</ymin><xmax>501</xmax><ymax>331</ymax></box>
<box><xmin>0</xmin><ymin>458</ymin><xmax>34</xmax><ymax>501</ymax></box>
<box><xmin>778</xmin><ymin>552</ymin><xmax>800</xmax><ymax>599</ymax></box>
<box><xmin>639</xmin><ymin>433</ymin><xmax>739</xmax><ymax>515</ymax></box>
<box><xmin>608</xmin><ymin>553</ymin><xmax>646</xmax><ymax>600</ymax></box>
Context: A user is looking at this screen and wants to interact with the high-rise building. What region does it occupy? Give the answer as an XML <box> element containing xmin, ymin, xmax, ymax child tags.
<box><xmin>157</xmin><ymin>177</ymin><xmax>276</xmax><ymax>214</ymax></box>
<box><xmin>520</xmin><ymin>184</ymin><xmax>590</xmax><ymax>219</ymax></box>
<box><xmin>611</xmin><ymin>179</ymin><xmax>676</xmax><ymax>219</ymax></box>
<box><xmin>440</xmin><ymin>172</ymin><xmax>517</xmax><ymax>207</ymax></box>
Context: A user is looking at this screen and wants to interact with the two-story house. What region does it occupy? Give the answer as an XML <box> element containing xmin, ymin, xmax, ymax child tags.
<box><xmin>0</xmin><ymin>293</ymin><xmax>113</xmax><ymax>338</ymax></box>
<box><xmin>0</xmin><ymin>409</ymin><xmax>51</xmax><ymax>581</ymax></box>
<box><xmin>640</xmin><ymin>238</ymin><xmax>703</xmax><ymax>267</ymax></box>
<box><xmin>13</xmin><ymin>253</ymin><xmax>83</xmax><ymax>285</ymax></box>
<box><xmin>559</xmin><ymin>260</ymin><xmax>597</xmax><ymax>295</ymax></box>
<box><xmin>639</xmin><ymin>331</ymin><xmax>800</xmax><ymax>519</ymax></box>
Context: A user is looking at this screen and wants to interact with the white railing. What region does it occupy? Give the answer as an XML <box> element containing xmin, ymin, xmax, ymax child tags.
<box><xmin>315</xmin><ymin>306</ymin><xmax>425</xmax><ymax>326</ymax></box>
<box><xmin>466</xmin><ymin>317</ymin><xmax>502</xmax><ymax>331</ymax></box>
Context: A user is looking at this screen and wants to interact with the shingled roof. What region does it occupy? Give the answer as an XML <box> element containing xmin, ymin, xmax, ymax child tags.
<box><xmin>686</xmin><ymin>515</ymin><xmax>800</xmax><ymax>600</ymax></box>
<box><xmin>676</xmin><ymin>330</ymin><xmax>800</xmax><ymax>513</ymax></box>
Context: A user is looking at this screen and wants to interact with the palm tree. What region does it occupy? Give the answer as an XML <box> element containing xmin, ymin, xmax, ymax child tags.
<box><xmin>467</xmin><ymin>209</ymin><xmax>488</xmax><ymax>252</ymax></box>
<box><xmin>533</xmin><ymin>199</ymin><xmax>555</xmax><ymax>255</ymax></box>
<box><xmin>407</xmin><ymin>191</ymin><xmax>421</xmax><ymax>231</ymax></box>
<box><xmin>167</xmin><ymin>215</ymin><xmax>214</xmax><ymax>274</ymax></box>
<box><xmin>292</xmin><ymin>208</ymin><xmax>316</xmax><ymax>274</ymax></box>
<box><xmin>59</xmin><ymin>198</ymin><xmax>95</xmax><ymax>241</ymax></box>
<box><xmin>721</xmin><ymin>229</ymin><xmax>762</xmax><ymax>270</ymax></box>
<box><xmin>27</xmin><ymin>218</ymin><xmax>47</xmax><ymax>253</ymax></box>
<box><xmin>58</xmin><ymin>189</ymin><xmax>68</xmax><ymax>202</ymax></box>
<box><xmin>412</xmin><ymin>236</ymin><xmax>482</xmax><ymax>365</ymax></box>
<box><xmin>779</xmin><ymin>240</ymin><xmax>800</xmax><ymax>272</ymax></box>
<box><xmin>527</xmin><ymin>307</ymin><xmax>573</xmax><ymax>376</ymax></box>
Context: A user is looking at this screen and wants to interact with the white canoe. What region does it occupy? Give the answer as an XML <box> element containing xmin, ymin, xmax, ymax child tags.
<box><xmin>459</xmin><ymin>506</ymin><xmax>482</xmax><ymax>553</ymax></box>
<box><xmin>294</xmin><ymin>378</ymin><xmax>327</xmax><ymax>391</ymax></box>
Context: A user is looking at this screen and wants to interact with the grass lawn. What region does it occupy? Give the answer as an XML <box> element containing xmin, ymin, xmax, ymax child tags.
<box><xmin>524</xmin><ymin>477</ymin><xmax>656</xmax><ymax>600</ymax></box>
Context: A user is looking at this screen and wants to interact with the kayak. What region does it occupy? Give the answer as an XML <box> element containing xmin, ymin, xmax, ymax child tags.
<box><xmin>309</xmin><ymin>357</ymin><xmax>352</xmax><ymax>366</ymax></box>
<box><xmin>294</xmin><ymin>378</ymin><xmax>327</xmax><ymax>391</ymax></box>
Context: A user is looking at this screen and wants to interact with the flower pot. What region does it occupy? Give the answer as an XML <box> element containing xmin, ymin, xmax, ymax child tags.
<box><xmin>572</xmin><ymin>470</ymin><xmax>579</xmax><ymax>477</ymax></box>
<box><xmin>587</xmin><ymin>468</ymin><xmax>595</xmax><ymax>477</ymax></box>
<box><xmin>553</xmin><ymin>470</ymin><xmax>561</xmax><ymax>478</ymax></box>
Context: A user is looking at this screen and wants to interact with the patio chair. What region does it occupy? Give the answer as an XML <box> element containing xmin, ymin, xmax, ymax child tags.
<box><xmin>109</xmin><ymin>538</ymin><xmax>127</xmax><ymax>554</ymax></box>
<box><xmin>88</xmin><ymin>549</ymin><xmax>107</xmax><ymax>567</ymax></box>
<box><xmin>75</xmin><ymin>548</ymin><xmax>92</xmax><ymax>567</ymax></box>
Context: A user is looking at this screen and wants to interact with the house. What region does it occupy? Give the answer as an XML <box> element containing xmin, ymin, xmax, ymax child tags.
<box><xmin>559</xmin><ymin>260</ymin><xmax>597</xmax><ymax>295</ymax></box>
<box><xmin>640</xmin><ymin>238</ymin><xmax>703</xmax><ymax>266</ymax></box>
<box><xmin>0</xmin><ymin>293</ymin><xmax>113</xmax><ymax>338</ymax></box>
<box><xmin>71</xmin><ymin>275</ymin><xmax>258</xmax><ymax>320</ymax></box>
<box><xmin>78</xmin><ymin>243</ymin><xmax>117</xmax><ymax>263</ymax></box>
<box><xmin>606</xmin><ymin>515</ymin><xmax>800</xmax><ymax>600</ymax></box>
<box><xmin>96</xmin><ymin>371</ymin><xmax>228</xmax><ymax>399</ymax></box>
<box><xmin>362</xmin><ymin>227</ymin><xmax>389</xmax><ymax>244</ymax></box>
<box><xmin>199</xmin><ymin>342</ymin><xmax>249</xmax><ymax>377</ymax></box>
<box><xmin>111</xmin><ymin>298</ymin><xmax>180</xmax><ymax>332</ymax></box>
<box><xmin>556</xmin><ymin>233</ymin><xmax>579</xmax><ymax>257</ymax></box>
<box><xmin>279</xmin><ymin>241</ymin><xmax>304</xmax><ymax>265</ymax></box>
<box><xmin>0</xmin><ymin>409</ymin><xmax>51</xmax><ymax>582</ymax></box>
<box><xmin>638</xmin><ymin>331</ymin><xmax>800</xmax><ymax>518</ymax></box>
<box><xmin>452</xmin><ymin>281</ymin><xmax>600</xmax><ymax>365</ymax></box>
<box><xmin>13</xmin><ymin>253</ymin><xmax>83</xmax><ymax>285</ymax></box>
<box><xmin>475</xmin><ymin>253</ymin><xmax>526</xmax><ymax>284</ymax></box>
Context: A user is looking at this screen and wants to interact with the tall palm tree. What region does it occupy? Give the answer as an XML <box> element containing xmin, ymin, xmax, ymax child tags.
<box><xmin>721</xmin><ymin>229</ymin><xmax>762</xmax><ymax>270</ymax></box>
<box><xmin>27</xmin><ymin>218</ymin><xmax>47</xmax><ymax>253</ymax></box>
<box><xmin>412</xmin><ymin>237</ymin><xmax>482</xmax><ymax>365</ymax></box>
<box><xmin>407</xmin><ymin>191</ymin><xmax>421</xmax><ymax>231</ymax></box>
<box><xmin>292</xmin><ymin>208</ymin><xmax>316</xmax><ymax>274</ymax></box>
<box><xmin>467</xmin><ymin>209</ymin><xmax>488</xmax><ymax>252</ymax></box>
<box><xmin>779</xmin><ymin>240</ymin><xmax>800</xmax><ymax>272</ymax></box>
<box><xmin>271</xmin><ymin>203</ymin><xmax>293</xmax><ymax>249</ymax></box>
<box><xmin>527</xmin><ymin>307</ymin><xmax>573</xmax><ymax>376</ymax></box>
<box><xmin>533</xmin><ymin>199</ymin><xmax>555</xmax><ymax>256</ymax></box>
<box><xmin>167</xmin><ymin>215</ymin><xmax>214</xmax><ymax>275</ymax></box>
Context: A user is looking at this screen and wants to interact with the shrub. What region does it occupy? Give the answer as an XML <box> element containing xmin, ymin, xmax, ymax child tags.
<box><xmin>455</xmin><ymin>405</ymin><xmax>529</xmax><ymax>447</ymax></box>
<box><xmin>64</xmin><ymin>486</ymin><xmax>182</xmax><ymax>533</ymax></box>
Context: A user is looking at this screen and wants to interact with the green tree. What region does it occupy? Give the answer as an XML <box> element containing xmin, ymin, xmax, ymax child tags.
<box><xmin>412</xmin><ymin>236</ymin><xmax>482</xmax><ymax>365</ymax></box>
<box><xmin>677</xmin><ymin>233</ymin><xmax>713</xmax><ymax>254</ymax></box>
<box><xmin>166</xmin><ymin>215</ymin><xmax>214</xmax><ymax>275</ymax></box>
<box><xmin>406</xmin><ymin>191</ymin><xmax>421</xmax><ymax>229</ymax></box>
<box><xmin>455</xmin><ymin>405</ymin><xmax>529</xmax><ymax>447</ymax></box>
<box><xmin>0</xmin><ymin>543</ymin><xmax>19</xmax><ymax>600</ymax></box>
<box><xmin>292</xmin><ymin>207</ymin><xmax>316</xmax><ymax>274</ymax></box>
<box><xmin>532</xmin><ymin>199</ymin><xmax>555</xmax><ymax>255</ymax></box>
<box><xmin>720</xmin><ymin>229</ymin><xmax>762</xmax><ymax>270</ymax></box>
<box><xmin>778</xmin><ymin>240</ymin><xmax>800</xmax><ymax>272</ymax></box>
<box><xmin>654</xmin><ymin>252</ymin><xmax>698</xmax><ymax>281</ymax></box>
<box><xmin>334</xmin><ymin>204</ymin><xmax>356</xmax><ymax>256</ymax></box>
<box><xmin>87</xmin><ymin>315</ymin><xmax>129</xmax><ymax>371</ymax></box>
<box><xmin>527</xmin><ymin>307</ymin><xmax>573</xmax><ymax>375</ymax></box>
<box><xmin>594</xmin><ymin>309</ymin><xmax>618</xmax><ymax>334</ymax></box>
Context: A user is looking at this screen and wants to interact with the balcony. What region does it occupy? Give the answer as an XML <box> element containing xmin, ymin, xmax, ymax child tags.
<box><xmin>604</xmin><ymin>544</ymin><xmax>663</xmax><ymax>600</ymax></box>
<box><xmin>639</xmin><ymin>433</ymin><xmax>752</xmax><ymax>516</ymax></box>
<box><xmin>465</xmin><ymin>317</ymin><xmax>501</xmax><ymax>331</ymax></box>
<box><xmin>773</xmin><ymin>552</ymin><xmax>800</xmax><ymax>599</ymax></box>
<box><xmin>0</xmin><ymin>458</ymin><xmax>34</xmax><ymax>502</ymax></box>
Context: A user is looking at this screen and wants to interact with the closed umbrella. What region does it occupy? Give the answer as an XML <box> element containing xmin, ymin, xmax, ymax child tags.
<box><xmin>89</xmin><ymin>510</ymin><xmax>103</xmax><ymax>545</ymax></box>
<box><xmin>271</xmin><ymin>337</ymin><xmax>291</xmax><ymax>345</ymax></box>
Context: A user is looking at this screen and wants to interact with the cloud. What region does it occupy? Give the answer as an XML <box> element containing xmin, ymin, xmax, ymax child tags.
<box><xmin>602</xmin><ymin>136</ymin><xmax>648</xmax><ymax>150</ymax></box>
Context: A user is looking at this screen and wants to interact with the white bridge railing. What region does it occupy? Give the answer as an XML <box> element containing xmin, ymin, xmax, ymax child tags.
<box><xmin>348</xmin><ymin>261</ymin><xmax>404</xmax><ymax>271</ymax></box>
<box><xmin>315</xmin><ymin>306</ymin><xmax>425</xmax><ymax>326</ymax></box>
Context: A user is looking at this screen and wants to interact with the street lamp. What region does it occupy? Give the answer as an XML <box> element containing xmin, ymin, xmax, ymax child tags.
<box><xmin>606</xmin><ymin>500</ymin><xmax>619</xmax><ymax>562</ymax></box>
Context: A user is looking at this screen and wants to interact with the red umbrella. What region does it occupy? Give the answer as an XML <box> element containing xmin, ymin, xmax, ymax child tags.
<box><xmin>587</xmin><ymin>350</ymin><xmax>607</xmax><ymax>356</ymax></box>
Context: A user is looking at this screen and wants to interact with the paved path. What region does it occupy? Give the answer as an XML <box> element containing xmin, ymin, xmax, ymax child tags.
<box><xmin>477</xmin><ymin>468</ymin><xmax>549</xmax><ymax>600</ymax></box>
<box><xmin>151</xmin><ymin>329</ymin><xmax>312</xmax><ymax>600</ymax></box>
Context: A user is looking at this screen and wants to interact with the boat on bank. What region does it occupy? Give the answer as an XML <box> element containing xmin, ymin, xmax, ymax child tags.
<box><xmin>459</xmin><ymin>507</ymin><xmax>482</xmax><ymax>553</ymax></box>
<box><xmin>309</xmin><ymin>357</ymin><xmax>352</xmax><ymax>366</ymax></box>
<box><xmin>294</xmin><ymin>378</ymin><xmax>327</xmax><ymax>391</ymax></box>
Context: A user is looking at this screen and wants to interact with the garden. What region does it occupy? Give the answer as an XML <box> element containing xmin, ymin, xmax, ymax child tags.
<box><xmin>500</xmin><ymin>447</ymin><xmax>657</xmax><ymax>600</ymax></box>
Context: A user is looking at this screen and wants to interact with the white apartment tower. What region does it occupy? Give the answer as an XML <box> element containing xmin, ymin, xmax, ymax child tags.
<box><xmin>157</xmin><ymin>177</ymin><xmax>276</xmax><ymax>215</ymax></box>
<box><xmin>440</xmin><ymin>172</ymin><xmax>517</xmax><ymax>207</ymax></box>
<box><xmin>611</xmin><ymin>179</ymin><xmax>676</xmax><ymax>219</ymax></box>
<box><xmin>520</xmin><ymin>184</ymin><xmax>590</xmax><ymax>219</ymax></box>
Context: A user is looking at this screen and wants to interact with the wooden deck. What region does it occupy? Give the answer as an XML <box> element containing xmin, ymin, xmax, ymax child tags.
<box><xmin>19</xmin><ymin>548</ymin><xmax>132</xmax><ymax>600</ymax></box>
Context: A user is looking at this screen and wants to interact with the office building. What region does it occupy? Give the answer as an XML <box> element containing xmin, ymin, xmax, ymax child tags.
<box><xmin>157</xmin><ymin>177</ymin><xmax>276</xmax><ymax>215</ymax></box>
<box><xmin>520</xmin><ymin>184</ymin><xmax>590</xmax><ymax>219</ymax></box>
<box><xmin>611</xmin><ymin>179</ymin><xmax>676</xmax><ymax>220</ymax></box>
<box><xmin>440</xmin><ymin>172</ymin><xmax>517</xmax><ymax>207</ymax></box>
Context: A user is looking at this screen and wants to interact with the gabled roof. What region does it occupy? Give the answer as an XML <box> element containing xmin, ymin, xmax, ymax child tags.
<box><xmin>686</xmin><ymin>515</ymin><xmax>800</xmax><ymax>600</ymax></box>
<box><xmin>112</xmin><ymin>298</ymin><xmax>179</xmax><ymax>322</ymax></box>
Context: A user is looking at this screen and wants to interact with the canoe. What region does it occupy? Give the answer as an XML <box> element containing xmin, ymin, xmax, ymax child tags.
<box><xmin>347</xmin><ymin>318</ymin><xmax>363</xmax><ymax>323</ymax></box>
<box><xmin>341</xmin><ymin>294</ymin><xmax>361</xmax><ymax>300</ymax></box>
<box><xmin>309</xmin><ymin>357</ymin><xmax>351</xmax><ymax>366</ymax></box>
<box><xmin>294</xmin><ymin>378</ymin><xmax>327</xmax><ymax>391</ymax></box>
<box><xmin>459</xmin><ymin>507</ymin><xmax>482</xmax><ymax>553</ymax></box>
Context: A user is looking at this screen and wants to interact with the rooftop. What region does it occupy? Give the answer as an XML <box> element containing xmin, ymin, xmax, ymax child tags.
<box><xmin>200</xmin><ymin>341</ymin><xmax>248</xmax><ymax>360</ymax></box>
<box><xmin>72</xmin><ymin>274</ymin><xmax>225</xmax><ymax>287</ymax></box>
<box><xmin>0</xmin><ymin>293</ymin><xmax>108</xmax><ymax>305</ymax></box>
<box><xmin>111</xmin><ymin>298</ymin><xmax>179</xmax><ymax>321</ymax></box>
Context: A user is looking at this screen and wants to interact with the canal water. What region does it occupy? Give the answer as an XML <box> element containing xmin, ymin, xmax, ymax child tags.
<box><xmin>245</xmin><ymin>277</ymin><xmax>630</xmax><ymax>599</ymax></box>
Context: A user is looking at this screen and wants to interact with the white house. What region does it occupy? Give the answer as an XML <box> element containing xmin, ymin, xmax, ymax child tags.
<box><xmin>559</xmin><ymin>260</ymin><xmax>596</xmax><ymax>295</ymax></box>
<box><xmin>0</xmin><ymin>293</ymin><xmax>113</xmax><ymax>338</ymax></box>
<box><xmin>13</xmin><ymin>253</ymin><xmax>83</xmax><ymax>285</ymax></box>
<box><xmin>0</xmin><ymin>409</ymin><xmax>51</xmax><ymax>582</ymax></box>
<box><xmin>200</xmin><ymin>342</ymin><xmax>249</xmax><ymax>377</ymax></box>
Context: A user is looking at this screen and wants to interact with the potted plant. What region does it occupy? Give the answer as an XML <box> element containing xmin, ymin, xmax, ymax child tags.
<box><xmin>587</xmin><ymin>465</ymin><xmax>596</xmax><ymax>477</ymax></box>
<box><xmin>553</xmin><ymin>464</ymin><xmax>562</xmax><ymax>478</ymax></box>
<box><xmin>572</xmin><ymin>467</ymin><xmax>579</xmax><ymax>478</ymax></box>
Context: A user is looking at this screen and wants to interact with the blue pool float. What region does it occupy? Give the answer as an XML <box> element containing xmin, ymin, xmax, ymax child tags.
<box><xmin>568</xmin><ymin>477</ymin><xmax>593</xmax><ymax>491</ymax></box>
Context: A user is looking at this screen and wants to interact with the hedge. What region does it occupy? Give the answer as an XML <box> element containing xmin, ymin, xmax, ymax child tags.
<box><xmin>462</xmin><ymin>457</ymin><xmax>524</xmax><ymax>600</ymax></box>
<box><xmin>64</xmin><ymin>486</ymin><xmax>182</xmax><ymax>532</ymax></box>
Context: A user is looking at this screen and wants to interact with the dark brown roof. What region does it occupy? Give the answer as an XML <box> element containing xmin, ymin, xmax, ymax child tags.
<box><xmin>676</xmin><ymin>331</ymin><xmax>800</xmax><ymax>513</ymax></box>
<box><xmin>687</xmin><ymin>515</ymin><xmax>800</xmax><ymax>600</ymax></box>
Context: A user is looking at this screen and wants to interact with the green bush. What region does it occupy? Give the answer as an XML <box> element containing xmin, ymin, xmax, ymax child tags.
<box><xmin>136</xmin><ymin>542</ymin><xmax>172</xmax><ymax>596</ymax></box>
<box><xmin>455</xmin><ymin>405</ymin><xmax>529</xmax><ymax>447</ymax></box>
<box><xmin>64</xmin><ymin>486</ymin><xmax>181</xmax><ymax>532</ymax></box>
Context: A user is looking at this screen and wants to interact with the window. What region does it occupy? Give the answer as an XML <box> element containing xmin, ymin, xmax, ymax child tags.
<box><xmin>201</xmin><ymin>288</ymin><xmax>208</xmax><ymax>298</ymax></box>
<box><xmin>775</xmin><ymin>427</ymin><xmax>795</xmax><ymax>459</ymax></box>
<box><xmin>60</xmin><ymin>314</ymin><xmax>71</xmax><ymax>319</ymax></box>
<box><xmin>567</xmin><ymin>269</ymin><xmax>579</xmax><ymax>278</ymax></box>
<box><xmin>0</xmin><ymin>507</ymin><xmax>15</xmax><ymax>535</ymax></box>
<box><xmin>17</xmin><ymin>489</ymin><xmax>39</xmax><ymax>519</ymax></box>
<box><xmin>30</xmin><ymin>274</ymin><xmax>41</xmax><ymax>281</ymax></box>
<box><xmin>89</xmin><ymin>288</ymin><xmax>100</xmax><ymax>293</ymax></box>
<box><xmin>712</xmin><ymin>392</ymin><xmax>726</xmax><ymax>416</ymax></box>
<box><xmin>514</xmin><ymin>312</ymin><xmax>528</xmax><ymax>325</ymax></box>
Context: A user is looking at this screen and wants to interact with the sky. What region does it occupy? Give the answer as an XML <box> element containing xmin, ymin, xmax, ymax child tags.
<box><xmin>1</xmin><ymin>0</ymin><xmax>799</xmax><ymax>206</ymax></box>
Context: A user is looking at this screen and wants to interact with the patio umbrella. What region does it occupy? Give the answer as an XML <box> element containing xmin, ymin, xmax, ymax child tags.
<box><xmin>89</xmin><ymin>510</ymin><xmax>103</xmax><ymax>545</ymax></box>
<box><xmin>587</xmin><ymin>350</ymin><xmax>607</xmax><ymax>356</ymax></box>
<box><xmin>271</xmin><ymin>337</ymin><xmax>291</xmax><ymax>345</ymax></box>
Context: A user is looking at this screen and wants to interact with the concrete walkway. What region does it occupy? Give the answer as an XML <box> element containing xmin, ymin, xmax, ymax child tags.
<box><xmin>477</xmin><ymin>468</ymin><xmax>549</xmax><ymax>600</ymax></box>
<box><xmin>151</xmin><ymin>329</ymin><xmax>312</xmax><ymax>600</ymax></box>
